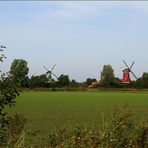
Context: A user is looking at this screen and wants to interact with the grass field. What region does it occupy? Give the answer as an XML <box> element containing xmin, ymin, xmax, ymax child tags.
<box><xmin>10</xmin><ymin>91</ymin><xmax>148</xmax><ymax>137</ymax></box>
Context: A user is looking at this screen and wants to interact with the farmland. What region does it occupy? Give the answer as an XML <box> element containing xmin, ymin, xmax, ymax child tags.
<box><xmin>9</xmin><ymin>91</ymin><xmax>148</xmax><ymax>140</ymax></box>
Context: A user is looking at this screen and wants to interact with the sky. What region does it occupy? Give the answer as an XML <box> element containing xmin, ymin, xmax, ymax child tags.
<box><xmin>0</xmin><ymin>1</ymin><xmax>148</xmax><ymax>82</ymax></box>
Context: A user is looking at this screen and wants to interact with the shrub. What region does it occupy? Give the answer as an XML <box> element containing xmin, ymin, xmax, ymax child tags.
<box><xmin>45</xmin><ymin>105</ymin><xmax>148</xmax><ymax>148</ymax></box>
<box><xmin>8</xmin><ymin>114</ymin><xmax>26</xmax><ymax>146</ymax></box>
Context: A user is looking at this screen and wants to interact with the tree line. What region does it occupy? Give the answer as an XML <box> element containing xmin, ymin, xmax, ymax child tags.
<box><xmin>9</xmin><ymin>59</ymin><xmax>148</xmax><ymax>89</ymax></box>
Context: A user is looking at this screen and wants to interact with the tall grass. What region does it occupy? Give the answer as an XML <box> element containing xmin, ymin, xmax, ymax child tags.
<box><xmin>5</xmin><ymin>92</ymin><xmax>148</xmax><ymax>147</ymax></box>
<box><xmin>44</xmin><ymin>105</ymin><xmax>148</xmax><ymax>148</ymax></box>
<box><xmin>5</xmin><ymin>105</ymin><xmax>147</xmax><ymax>147</ymax></box>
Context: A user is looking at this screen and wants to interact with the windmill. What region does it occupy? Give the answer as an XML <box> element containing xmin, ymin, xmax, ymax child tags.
<box><xmin>43</xmin><ymin>65</ymin><xmax>58</xmax><ymax>83</ymax></box>
<box><xmin>122</xmin><ymin>60</ymin><xmax>137</xmax><ymax>83</ymax></box>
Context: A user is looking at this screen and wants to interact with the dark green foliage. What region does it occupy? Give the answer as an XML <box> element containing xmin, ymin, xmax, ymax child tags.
<box><xmin>135</xmin><ymin>72</ymin><xmax>148</xmax><ymax>88</ymax></box>
<box><xmin>100</xmin><ymin>65</ymin><xmax>115</xmax><ymax>87</ymax></box>
<box><xmin>0</xmin><ymin>74</ymin><xmax>19</xmax><ymax>128</ymax></box>
<box><xmin>107</xmin><ymin>106</ymin><xmax>135</xmax><ymax>147</ymax></box>
<box><xmin>135</xmin><ymin>78</ymin><xmax>143</xmax><ymax>88</ymax></box>
<box><xmin>70</xmin><ymin>79</ymin><xmax>79</xmax><ymax>88</ymax></box>
<box><xmin>106</xmin><ymin>106</ymin><xmax>148</xmax><ymax>148</ymax></box>
<box><xmin>10</xmin><ymin>59</ymin><xmax>29</xmax><ymax>86</ymax></box>
<box><xmin>29</xmin><ymin>74</ymin><xmax>81</xmax><ymax>88</ymax></box>
<box><xmin>29</xmin><ymin>74</ymin><xmax>49</xmax><ymax>88</ymax></box>
<box><xmin>0</xmin><ymin>48</ymin><xmax>21</xmax><ymax>146</ymax></box>
<box><xmin>57</xmin><ymin>74</ymin><xmax>70</xmax><ymax>87</ymax></box>
<box><xmin>86</xmin><ymin>78</ymin><xmax>97</xmax><ymax>86</ymax></box>
<box><xmin>0</xmin><ymin>75</ymin><xmax>20</xmax><ymax>145</ymax></box>
<box><xmin>112</xmin><ymin>78</ymin><xmax>122</xmax><ymax>88</ymax></box>
<box><xmin>22</xmin><ymin>76</ymin><xmax>30</xmax><ymax>87</ymax></box>
<box><xmin>141</xmin><ymin>72</ymin><xmax>148</xmax><ymax>85</ymax></box>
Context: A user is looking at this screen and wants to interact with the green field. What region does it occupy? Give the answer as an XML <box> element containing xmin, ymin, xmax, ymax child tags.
<box><xmin>10</xmin><ymin>91</ymin><xmax>148</xmax><ymax>137</ymax></box>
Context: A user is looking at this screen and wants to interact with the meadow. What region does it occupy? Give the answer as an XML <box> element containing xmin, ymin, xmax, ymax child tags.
<box><xmin>10</xmin><ymin>91</ymin><xmax>148</xmax><ymax>139</ymax></box>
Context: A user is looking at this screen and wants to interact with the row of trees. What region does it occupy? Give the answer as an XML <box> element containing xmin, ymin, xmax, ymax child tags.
<box><xmin>9</xmin><ymin>59</ymin><xmax>97</xmax><ymax>88</ymax></box>
<box><xmin>8</xmin><ymin>59</ymin><xmax>148</xmax><ymax>89</ymax></box>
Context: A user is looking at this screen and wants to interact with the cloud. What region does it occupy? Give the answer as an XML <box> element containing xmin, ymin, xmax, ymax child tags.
<box><xmin>45</xmin><ymin>1</ymin><xmax>148</xmax><ymax>23</ymax></box>
<box><xmin>47</xmin><ymin>2</ymin><xmax>101</xmax><ymax>20</ymax></box>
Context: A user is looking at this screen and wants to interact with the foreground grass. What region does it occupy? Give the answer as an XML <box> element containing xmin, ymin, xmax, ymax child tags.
<box><xmin>8</xmin><ymin>91</ymin><xmax>148</xmax><ymax>145</ymax></box>
<box><xmin>7</xmin><ymin>104</ymin><xmax>148</xmax><ymax>147</ymax></box>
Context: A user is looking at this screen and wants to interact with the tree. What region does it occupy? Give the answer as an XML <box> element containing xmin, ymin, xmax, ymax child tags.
<box><xmin>113</xmin><ymin>78</ymin><xmax>122</xmax><ymax>88</ymax></box>
<box><xmin>29</xmin><ymin>74</ymin><xmax>50</xmax><ymax>88</ymax></box>
<box><xmin>70</xmin><ymin>79</ymin><xmax>79</xmax><ymax>88</ymax></box>
<box><xmin>10</xmin><ymin>59</ymin><xmax>29</xmax><ymax>86</ymax></box>
<box><xmin>22</xmin><ymin>76</ymin><xmax>30</xmax><ymax>87</ymax></box>
<box><xmin>0</xmin><ymin>46</ymin><xmax>20</xmax><ymax>145</ymax></box>
<box><xmin>29</xmin><ymin>75</ymin><xmax>40</xmax><ymax>88</ymax></box>
<box><xmin>57</xmin><ymin>74</ymin><xmax>70</xmax><ymax>87</ymax></box>
<box><xmin>141</xmin><ymin>72</ymin><xmax>148</xmax><ymax>88</ymax></box>
<box><xmin>100</xmin><ymin>65</ymin><xmax>115</xmax><ymax>87</ymax></box>
<box><xmin>135</xmin><ymin>72</ymin><xmax>148</xmax><ymax>88</ymax></box>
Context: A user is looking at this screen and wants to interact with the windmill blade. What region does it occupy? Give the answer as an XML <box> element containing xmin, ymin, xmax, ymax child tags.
<box><xmin>0</xmin><ymin>57</ymin><xmax>3</xmax><ymax>62</ymax></box>
<box><xmin>2</xmin><ymin>56</ymin><xmax>7</xmax><ymax>59</ymax></box>
<box><xmin>1</xmin><ymin>45</ymin><xmax>6</xmax><ymax>48</ymax></box>
<box><xmin>1</xmin><ymin>54</ymin><xmax>6</xmax><ymax>59</ymax></box>
<box><xmin>123</xmin><ymin>60</ymin><xmax>130</xmax><ymax>69</ymax></box>
<box><xmin>129</xmin><ymin>61</ymin><xmax>134</xmax><ymax>70</ymax></box>
<box><xmin>51</xmin><ymin>72</ymin><xmax>58</xmax><ymax>79</ymax></box>
<box><xmin>51</xmin><ymin>64</ymin><xmax>56</xmax><ymax>72</ymax></box>
<box><xmin>43</xmin><ymin>66</ymin><xmax>50</xmax><ymax>72</ymax></box>
<box><xmin>130</xmin><ymin>70</ymin><xmax>138</xmax><ymax>80</ymax></box>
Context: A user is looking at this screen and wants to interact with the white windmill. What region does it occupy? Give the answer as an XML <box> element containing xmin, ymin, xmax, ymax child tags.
<box><xmin>43</xmin><ymin>65</ymin><xmax>58</xmax><ymax>83</ymax></box>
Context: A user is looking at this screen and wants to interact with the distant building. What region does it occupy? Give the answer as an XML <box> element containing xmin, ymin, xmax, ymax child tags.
<box><xmin>89</xmin><ymin>81</ymin><xmax>100</xmax><ymax>88</ymax></box>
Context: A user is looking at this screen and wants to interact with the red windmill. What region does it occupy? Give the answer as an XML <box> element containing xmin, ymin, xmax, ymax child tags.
<box><xmin>122</xmin><ymin>60</ymin><xmax>137</xmax><ymax>83</ymax></box>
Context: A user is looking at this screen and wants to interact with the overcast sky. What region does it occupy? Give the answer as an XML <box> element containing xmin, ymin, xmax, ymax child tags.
<box><xmin>0</xmin><ymin>1</ymin><xmax>148</xmax><ymax>82</ymax></box>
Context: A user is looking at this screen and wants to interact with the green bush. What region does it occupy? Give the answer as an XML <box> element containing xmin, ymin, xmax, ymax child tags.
<box><xmin>8</xmin><ymin>114</ymin><xmax>26</xmax><ymax>146</ymax></box>
<box><xmin>44</xmin><ymin>106</ymin><xmax>148</xmax><ymax>148</ymax></box>
<box><xmin>5</xmin><ymin>106</ymin><xmax>148</xmax><ymax>147</ymax></box>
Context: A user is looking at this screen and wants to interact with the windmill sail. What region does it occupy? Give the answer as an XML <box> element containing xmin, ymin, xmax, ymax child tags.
<box><xmin>43</xmin><ymin>65</ymin><xmax>58</xmax><ymax>83</ymax></box>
